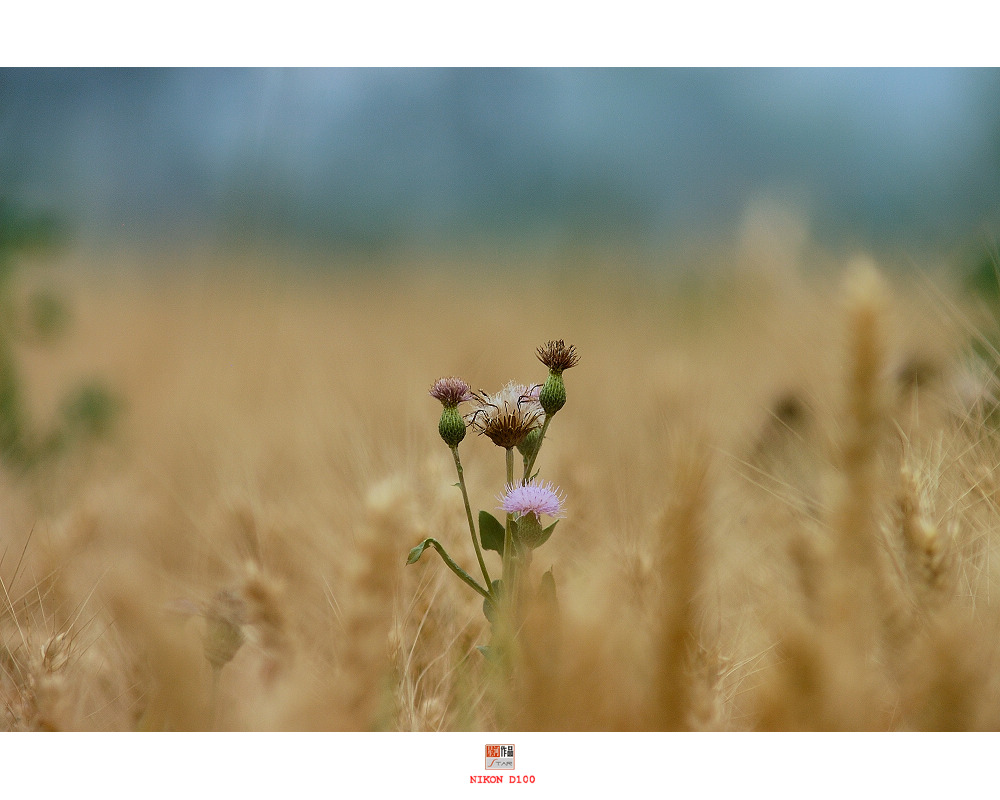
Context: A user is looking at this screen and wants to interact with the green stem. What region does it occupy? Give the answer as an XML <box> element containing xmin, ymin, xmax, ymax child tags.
<box><xmin>503</xmin><ymin>447</ymin><xmax>516</xmax><ymax>612</ymax></box>
<box><xmin>409</xmin><ymin>538</ymin><xmax>493</xmax><ymax>603</ymax></box>
<box><xmin>522</xmin><ymin>414</ymin><xmax>553</xmax><ymax>482</ymax></box>
<box><xmin>209</xmin><ymin>664</ymin><xmax>222</xmax><ymax>730</ymax></box>
<box><xmin>452</xmin><ymin>445</ymin><xmax>493</xmax><ymax>594</ymax></box>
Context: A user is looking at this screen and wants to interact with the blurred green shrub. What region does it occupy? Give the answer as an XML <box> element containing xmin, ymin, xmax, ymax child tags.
<box><xmin>27</xmin><ymin>288</ymin><xmax>72</xmax><ymax>344</ymax></box>
<box><xmin>965</xmin><ymin>251</ymin><xmax>1000</xmax><ymax>303</ymax></box>
<box><xmin>61</xmin><ymin>382</ymin><xmax>121</xmax><ymax>439</ymax></box>
<box><xmin>0</xmin><ymin>197</ymin><xmax>64</xmax><ymax>283</ymax></box>
<box><xmin>0</xmin><ymin>195</ymin><xmax>121</xmax><ymax>469</ymax></box>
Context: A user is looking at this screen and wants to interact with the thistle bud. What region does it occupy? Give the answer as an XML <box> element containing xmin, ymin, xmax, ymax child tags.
<box><xmin>514</xmin><ymin>512</ymin><xmax>546</xmax><ymax>550</ymax></box>
<box><xmin>516</xmin><ymin>426</ymin><xmax>543</xmax><ymax>462</ymax></box>
<box><xmin>535</xmin><ymin>340</ymin><xmax>579</xmax><ymax>417</ymax></box>
<box><xmin>429</xmin><ymin>377</ymin><xmax>472</xmax><ymax>448</ymax></box>
<box><xmin>438</xmin><ymin>405</ymin><xmax>467</xmax><ymax>447</ymax></box>
<box><xmin>539</xmin><ymin>372</ymin><xmax>567</xmax><ymax>416</ymax></box>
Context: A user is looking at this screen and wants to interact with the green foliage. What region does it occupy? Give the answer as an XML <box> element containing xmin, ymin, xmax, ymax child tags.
<box><xmin>533</xmin><ymin>520</ymin><xmax>558</xmax><ymax>550</ymax></box>
<box><xmin>538</xmin><ymin>568</ymin><xmax>557</xmax><ymax>609</ymax></box>
<box><xmin>965</xmin><ymin>251</ymin><xmax>1000</xmax><ymax>303</ymax></box>
<box><xmin>406</xmin><ymin>538</ymin><xmax>434</xmax><ymax>565</ymax></box>
<box><xmin>28</xmin><ymin>288</ymin><xmax>71</xmax><ymax>344</ymax></box>
<box><xmin>0</xmin><ymin>346</ymin><xmax>28</xmax><ymax>463</ymax></box>
<box><xmin>0</xmin><ymin>195</ymin><xmax>120</xmax><ymax>469</ymax></box>
<box><xmin>478</xmin><ymin>510</ymin><xmax>506</xmax><ymax>556</ymax></box>
<box><xmin>960</xmin><ymin>249</ymin><xmax>1000</xmax><ymax>430</ymax></box>
<box><xmin>0</xmin><ymin>198</ymin><xmax>63</xmax><ymax>287</ymax></box>
<box><xmin>61</xmin><ymin>382</ymin><xmax>122</xmax><ymax>438</ymax></box>
<box><xmin>406</xmin><ymin>538</ymin><xmax>491</xmax><ymax>601</ymax></box>
<box><xmin>482</xmin><ymin>580</ymin><xmax>502</xmax><ymax>624</ymax></box>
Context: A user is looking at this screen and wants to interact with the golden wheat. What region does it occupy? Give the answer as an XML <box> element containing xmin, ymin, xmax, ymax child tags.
<box><xmin>1</xmin><ymin>244</ymin><xmax>998</xmax><ymax>731</ymax></box>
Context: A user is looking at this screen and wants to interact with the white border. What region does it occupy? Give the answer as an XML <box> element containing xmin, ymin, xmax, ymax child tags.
<box><xmin>3</xmin><ymin>731</ymin><xmax>997</xmax><ymax>799</ymax></box>
<box><xmin>4</xmin><ymin>1</ymin><xmax>998</xmax><ymax>67</ymax></box>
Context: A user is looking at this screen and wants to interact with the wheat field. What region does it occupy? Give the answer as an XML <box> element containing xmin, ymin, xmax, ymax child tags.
<box><xmin>2</xmin><ymin>241</ymin><xmax>999</xmax><ymax>733</ymax></box>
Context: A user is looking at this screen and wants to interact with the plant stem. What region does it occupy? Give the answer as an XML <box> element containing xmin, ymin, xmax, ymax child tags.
<box><xmin>451</xmin><ymin>445</ymin><xmax>493</xmax><ymax>594</ymax></box>
<box><xmin>209</xmin><ymin>664</ymin><xmax>222</xmax><ymax>730</ymax></box>
<box><xmin>503</xmin><ymin>447</ymin><xmax>516</xmax><ymax>613</ymax></box>
<box><xmin>413</xmin><ymin>538</ymin><xmax>493</xmax><ymax>602</ymax></box>
<box><xmin>522</xmin><ymin>414</ymin><xmax>553</xmax><ymax>482</ymax></box>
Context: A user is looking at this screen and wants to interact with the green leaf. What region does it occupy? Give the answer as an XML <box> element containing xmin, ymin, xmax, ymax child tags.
<box><xmin>482</xmin><ymin>580</ymin><xmax>502</xmax><ymax>624</ymax></box>
<box><xmin>479</xmin><ymin>510</ymin><xmax>506</xmax><ymax>556</ymax></box>
<box><xmin>405</xmin><ymin>538</ymin><xmax>492</xmax><ymax>602</ymax></box>
<box><xmin>533</xmin><ymin>520</ymin><xmax>558</xmax><ymax>549</ymax></box>
<box><xmin>476</xmin><ymin>642</ymin><xmax>509</xmax><ymax>665</ymax></box>
<box><xmin>539</xmin><ymin>568</ymin><xmax>557</xmax><ymax>607</ymax></box>
<box><xmin>406</xmin><ymin>539</ymin><xmax>433</xmax><ymax>565</ymax></box>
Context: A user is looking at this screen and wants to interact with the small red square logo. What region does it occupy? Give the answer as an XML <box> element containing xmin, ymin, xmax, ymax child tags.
<box><xmin>485</xmin><ymin>744</ymin><xmax>515</xmax><ymax>770</ymax></box>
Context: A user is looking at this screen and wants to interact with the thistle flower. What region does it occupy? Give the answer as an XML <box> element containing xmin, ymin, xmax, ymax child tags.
<box><xmin>498</xmin><ymin>479</ymin><xmax>566</xmax><ymax>550</ymax></box>
<box><xmin>469</xmin><ymin>382</ymin><xmax>544</xmax><ymax>449</ymax></box>
<box><xmin>498</xmin><ymin>479</ymin><xmax>566</xmax><ymax>519</ymax></box>
<box><xmin>429</xmin><ymin>376</ymin><xmax>473</xmax><ymax>407</ymax></box>
<box><xmin>536</xmin><ymin>340</ymin><xmax>578</xmax><ymax>416</ymax></box>
<box><xmin>430</xmin><ymin>376</ymin><xmax>473</xmax><ymax>447</ymax></box>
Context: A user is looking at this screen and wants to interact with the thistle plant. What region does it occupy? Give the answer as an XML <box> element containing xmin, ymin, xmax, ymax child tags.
<box><xmin>526</xmin><ymin>340</ymin><xmax>579</xmax><ymax>480</ymax></box>
<box><xmin>407</xmin><ymin>342</ymin><xmax>578</xmax><ymax>659</ymax></box>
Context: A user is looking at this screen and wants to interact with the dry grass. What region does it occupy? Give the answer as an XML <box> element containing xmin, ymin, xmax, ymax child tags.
<box><xmin>2</xmin><ymin>242</ymin><xmax>998</xmax><ymax>731</ymax></box>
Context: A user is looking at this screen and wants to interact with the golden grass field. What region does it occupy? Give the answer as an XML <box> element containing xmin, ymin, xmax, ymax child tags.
<box><xmin>2</xmin><ymin>241</ymin><xmax>1000</xmax><ymax>731</ymax></box>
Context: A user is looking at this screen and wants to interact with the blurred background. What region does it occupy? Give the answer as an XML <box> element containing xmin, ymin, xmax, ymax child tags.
<box><xmin>2</xmin><ymin>68</ymin><xmax>1000</xmax><ymax>270</ymax></box>
<box><xmin>7</xmin><ymin>67</ymin><xmax>1000</xmax><ymax>739</ymax></box>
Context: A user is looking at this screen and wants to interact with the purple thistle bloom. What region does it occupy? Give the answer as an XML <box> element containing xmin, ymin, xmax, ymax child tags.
<box><xmin>498</xmin><ymin>480</ymin><xmax>566</xmax><ymax>519</ymax></box>
<box><xmin>429</xmin><ymin>376</ymin><xmax>473</xmax><ymax>407</ymax></box>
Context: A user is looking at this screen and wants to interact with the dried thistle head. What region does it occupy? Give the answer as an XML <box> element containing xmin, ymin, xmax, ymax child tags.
<box><xmin>469</xmin><ymin>382</ymin><xmax>544</xmax><ymax>449</ymax></box>
<box><xmin>536</xmin><ymin>340</ymin><xmax>579</xmax><ymax>374</ymax></box>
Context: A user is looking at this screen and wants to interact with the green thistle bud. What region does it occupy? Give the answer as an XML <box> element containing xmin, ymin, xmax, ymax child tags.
<box><xmin>514</xmin><ymin>512</ymin><xmax>545</xmax><ymax>549</ymax></box>
<box><xmin>429</xmin><ymin>377</ymin><xmax>472</xmax><ymax>448</ymax></box>
<box><xmin>438</xmin><ymin>406</ymin><xmax>467</xmax><ymax>448</ymax></box>
<box><xmin>517</xmin><ymin>426</ymin><xmax>543</xmax><ymax>461</ymax></box>
<box><xmin>539</xmin><ymin>371</ymin><xmax>566</xmax><ymax>416</ymax></box>
<box><xmin>535</xmin><ymin>340</ymin><xmax>578</xmax><ymax>417</ymax></box>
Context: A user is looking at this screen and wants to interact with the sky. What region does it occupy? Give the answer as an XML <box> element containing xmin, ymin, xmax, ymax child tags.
<box><xmin>2</xmin><ymin>68</ymin><xmax>998</xmax><ymax>256</ymax></box>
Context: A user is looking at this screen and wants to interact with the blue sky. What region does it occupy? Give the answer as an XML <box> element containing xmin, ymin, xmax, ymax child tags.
<box><xmin>2</xmin><ymin>68</ymin><xmax>998</xmax><ymax>252</ymax></box>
